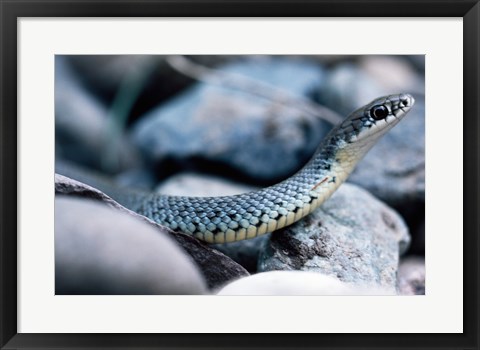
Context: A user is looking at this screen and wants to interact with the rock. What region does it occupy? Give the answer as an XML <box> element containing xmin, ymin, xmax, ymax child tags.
<box><xmin>114</xmin><ymin>168</ymin><xmax>157</xmax><ymax>191</ymax></box>
<box><xmin>217</xmin><ymin>271</ymin><xmax>395</xmax><ymax>295</ymax></box>
<box><xmin>55</xmin><ymin>173</ymin><xmax>249</xmax><ymax>290</ymax></box>
<box><xmin>213</xmin><ymin>235</ymin><xmax>271</xmax><ymax>273</ymax></box>
<box><xmin>55</xmin><ymin>163</ymin><xmax>155</xmax><ymax>212</ymax></box>
<box><xmin>317</xmin><ymin>56</ymin><xmax>424</xmax><ymax>115</ymax></box>
<box><xmin>258</xmin><ymin>183</ymin><xmax>410</xmax><ymax>292</ymax></box>
<box><xmin>66</xmin><ymin>55</ymin><xmax>237</xmax><ymax>123</ymax></box>
<box><xmin>131</xmin><ymin>57</ymin><xmax>331</xmax><ymax>184</ymax></box>
<box><xmin>316</xmin><ymin>63</ymin><xmax>384</xmax><ymax>116</ymax></box>
<box><xmin>55</xmin><ymin>173</ymin><xmax>127</xmax><ymax>211</ymax></box>
<box><xmin>55</xmin><ymin>56</ymin><xmax>140</xmax><ymax>173</ymax></box>
<box><xmin>348</xmin><ymin>95</ymin><xmax>425</xmax><ymax>233</ymax></box>
<box><xmin>155</xmin><ymin>172</ymin><xmax>255</xmax><ymax>197</ymax></box>
<box><xmin>405</xmin><ymin>55</ymin><xmax>426</xmax><ymax>74</ymax></box>
<box><xmin>55</xmin><ymin>196</ymin><xmax>207</xmax><ymax>294</ymax></box>
<box><xmin>358</xmin><ymin>56</ymin><xmax>424</xmax><ymax>95</ymax></box>
<box><xmin>397</xmin><ymin>256</ymin><xmax>425</xmax><ymax>295</ymax></box>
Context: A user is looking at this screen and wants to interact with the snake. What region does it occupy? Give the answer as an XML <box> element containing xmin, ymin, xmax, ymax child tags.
<box><xmin>57</xmin><ymin>93</ymin><xmax>414</xmax><ymax>243</ymax></box>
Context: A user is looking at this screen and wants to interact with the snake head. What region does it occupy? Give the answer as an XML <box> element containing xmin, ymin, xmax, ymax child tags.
<box><xmin>338</xmin><ymin>93</ymin><xmax>415</xmax><ymax>144</ymax></box>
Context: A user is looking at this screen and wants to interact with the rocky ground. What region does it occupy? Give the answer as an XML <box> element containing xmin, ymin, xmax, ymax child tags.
<box><xmin>55</xmin><ymin>55</ymin><xmax>425</xmax><ymax>295</ymax></box>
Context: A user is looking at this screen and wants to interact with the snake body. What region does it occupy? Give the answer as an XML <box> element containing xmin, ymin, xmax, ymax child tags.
<box><xmin>59</xmin><ymin>93</ymin><xmax>414</xmax><ymax>243</ymax></box>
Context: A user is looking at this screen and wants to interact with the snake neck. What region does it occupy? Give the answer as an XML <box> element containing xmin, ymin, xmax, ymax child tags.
<box><xmin>283</xmin><ymin>132</ymin><xmax>369</xmax><ymax>206</ymax></box>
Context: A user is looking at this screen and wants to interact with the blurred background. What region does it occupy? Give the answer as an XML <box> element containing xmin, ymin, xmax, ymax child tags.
<box><xmin>55</xmin><ymin>55</ymin><xmax>425</xmax><ymax>295</ymax></box>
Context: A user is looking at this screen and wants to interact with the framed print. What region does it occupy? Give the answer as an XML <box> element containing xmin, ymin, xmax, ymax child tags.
<box><xmin>1</xmin><ymin>1</ymin><xmax>478</xmax><ymax>349</ymax></box>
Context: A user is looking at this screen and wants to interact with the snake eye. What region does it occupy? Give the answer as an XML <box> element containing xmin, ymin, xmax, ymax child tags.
<box><xmin>370</xmin><ymin>105</ymin><xmax>389</xmax><ymax>120</ymax></box>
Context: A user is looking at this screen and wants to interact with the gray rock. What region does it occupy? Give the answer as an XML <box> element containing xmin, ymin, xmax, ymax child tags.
<box><xmin>55</xmin><ymin>173</ymin><xmax>249</xmax><ymax>290</ymax></box>
<box><xmin>55</xmin><ymin>56</ymin><xmax>140</xmax><ymax>173</ymax></box>
<box><xmin>213</xmin><ymin>234</ymin><xmax>271</xmax><ymax>273</ymax></box>
<box><xmin>317</xmin><ymin>56</ymin><xmax>424</xmax><ymax>115</ymax></box>
<box><xmin>55</xmin><ymin>173</ymin><xmax>127</xmax><ymax>211</ymax></box>
<box><xmin>258</xmin><ymin>183</ymin><xmax>410</xmax><ymax>292</ymax></box>
<box><xmin>55</xmin><ymin>196</ymin><xmax>207</xmax><ymax>294</ymax></box>
<box><xmin>66</xmin><ymin>55</ymin><xmax>234</xmax><ymax>104</ymax></box>
<box><xmin>405</xmin><ymin>55</ymin><xmax>426</xmax><ymax>74</ymax></box>
<box><xmin>348</xmin><ymin>95</ymin><xmax>425</xmax><ymax>232</ymax></box>
<box><xmin>56</xmin><ymin>161</ymin><xmax>154</xmax><ymax>211</ymax></box>
<box><xmin>317</xmin><ymin>63</ymin><xmax>385</xmax><ymax>116</ymax></box>
<box><xmin>217</xmin><ymin>271</ymin><xmax>395</xmax><ymax>295</ymax></box>
<box><xmin>397</xmin><ymin>256</ymin><xmax>425</xmax><ymax>295</ymax></box>
<box><xmin>131</xmin><ymin>57</ymin><xmax>331</xmax><ymax>183</ymax></box>
<box><xmin>114</xmin><ymin>168</ymin><xmax>157</xmax><ymax>191</ymax></box>
<box><xmin>155</xmin><ymin>172</ymin><xmax>255</xmax><ymax>197</ymax></box>
<box><xmin>359</xmin><ymin>56</ymin><xmax>424</xmax><ymax>95</ymax></box>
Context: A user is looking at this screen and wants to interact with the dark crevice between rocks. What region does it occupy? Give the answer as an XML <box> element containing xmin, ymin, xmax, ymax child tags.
<box><xmin>391</xmin><ymin>199</ymin><xmax>425</xmax><ymax>256</ymax></box>
<box><xmin>167</xmin><ymin>232</ymin><xmax>249</xmax><ymax>291</ymax></box>
<box><xmin>385</xmin><ymin>161</ymin><xmax>425</xmax><ymax>177</ymax></box>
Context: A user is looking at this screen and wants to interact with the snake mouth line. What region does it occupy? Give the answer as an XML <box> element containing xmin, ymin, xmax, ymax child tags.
<box><xmin>310</xmin><ymin>177</ymin><xmax>329</xmax><ymax>191</ymax></box>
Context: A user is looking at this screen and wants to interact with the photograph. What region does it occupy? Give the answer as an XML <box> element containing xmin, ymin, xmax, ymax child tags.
<box><xmin>1</xmin><ymin>0</ymin><xmax>477</xmax><ymax>347</ymax></box>
<box><xmin>54</xmin><ymin>54</ymin><xmax>426</xmax><ymax>296</ymax></box>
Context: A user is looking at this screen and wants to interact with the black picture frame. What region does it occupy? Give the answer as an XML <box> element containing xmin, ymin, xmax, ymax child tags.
<box><xmin>1</xmin><ymin>1</ymin><xmax>478</xmax><ymax>349</ymax></box>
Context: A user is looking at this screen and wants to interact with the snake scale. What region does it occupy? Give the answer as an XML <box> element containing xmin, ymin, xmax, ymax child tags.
<box><xmin>58</xmin><ymin>93</ymin><xmax>414</xmax><ymax>243</ymax></box>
